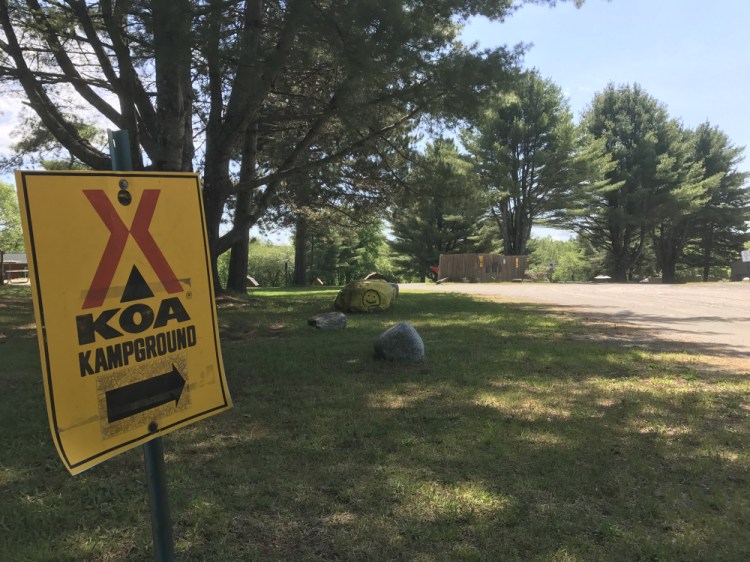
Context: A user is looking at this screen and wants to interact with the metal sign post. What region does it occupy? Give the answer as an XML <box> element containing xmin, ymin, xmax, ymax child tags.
<box><xmin>109</xmin><ymin>130</ymin><xmax>175</xmax><ymax>562</ymax></box>
<box><xmin>143</xmin><ymin>435</ymin><xmax>175</xmax><ymax>562</ymax></box>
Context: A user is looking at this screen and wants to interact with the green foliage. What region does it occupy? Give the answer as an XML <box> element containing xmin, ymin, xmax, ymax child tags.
<box><xmin>389</xmin><ymin>139</ymin><xmax>491</xmax><ymax>280</ymax></box>
<box><xmin>682</xmin><ymin>123</ymin><xmax>750</xmax><ymax>279</ymax></box>
<box><xmin>527</xmin><ymin>236</ymin><xmax>604</xmax><ymax>282</ymax></box>
<box><xmin>216</xmin><ymin>251</ymin><xmax>230</xmax><ymax>288</ymax></box>
<box><xmin>580</xmin><ymin>84</ymin><xmax>685</xmax><ymax>281</ymax></box>
<box><xmin>247</xmin><ymin>241</ymin><xmax>294</xmax><ymax>287</ymax></box>
<box><xmin>306</xmin><ymin>217</ymin><xmax>396</xmax><ymax>284</ymax></box>
<box><xmin>576</xmin><ymin>85</ymin><xmax>748</xmax><ymax>282</ymax></box>
<box><xmin>218</xmin><ymin>241</ymin><xmax>295</xmax><ymax>288</ymax></box>
<box><xmin>0</xmin><ymin>182</ymin><xmax>24</xmax><ymax>252</ymax></box>
<box><xmin>647</xmin><ymin>122</ymin><xmax>715</xmax><ymax>282</ymax></box>
<box><xmin>0</xmin><ymin>113</ymin><xmax>100</xmax><ymax>173</ymax></box>
<box><xmin>0</xmin><ymin>0</ymin><xmax>586</xmax><ymax>291</ymax></box>
<box><xmin>463</xmin><ymin>71</ymin><xmax>591</xmax><ymax>256</ymax></box>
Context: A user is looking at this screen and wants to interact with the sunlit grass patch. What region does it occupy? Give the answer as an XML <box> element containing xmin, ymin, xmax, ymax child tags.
<box><xmin>1</xmin><ymin>284</ymin><xmax>749</xmax><ymax>560</ymax></box>
<box><xmin>395</xmin><ymin>477</ymin><xmax>511</xmax><ymax>521</ymax></box>
<box><xmin>368</xmin><ymin>384</ymin><xmax>447</xmax><ymax>410</ymax></box>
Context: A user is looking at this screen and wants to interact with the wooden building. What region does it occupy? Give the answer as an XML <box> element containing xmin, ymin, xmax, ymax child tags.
<box><xmin>438</xmin><ymin>253</ymin><xmax>528</xmax><ymax>283</ymax></box>
<box><xmin>1</xmin><ymin>252</ymin><xmax>28</xmax><ymax>284</ymax></box>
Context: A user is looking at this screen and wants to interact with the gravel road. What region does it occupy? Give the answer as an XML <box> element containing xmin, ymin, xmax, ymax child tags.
<box><xmin>402</xmin><ymin>282</ymin><xmax>750</xmax><ymax>361</ymax></box>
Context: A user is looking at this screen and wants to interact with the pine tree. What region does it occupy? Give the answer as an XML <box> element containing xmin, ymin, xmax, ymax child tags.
<box><xmin>647</xmin><ymin>122</ymin><xmax>714</xmax><ymax>283</ymax></box>
<box><xmin>683</xmin><ymin>123</ymin><xmax>749</xmax><ymax>280</ymax></box>
<box><xmin>463</xmin><ymin>71</ymin><xmax>585</xmax><ymax>256</ymax></box>
<box><xmin>389</xmin><ymin>140</ymin><xmax>491</xmax><ymax>281</ymax></box>
<box><xmin>581</xmin><ymin>84</ymin><xmax>676</xmax><ymax>281</ymax></box>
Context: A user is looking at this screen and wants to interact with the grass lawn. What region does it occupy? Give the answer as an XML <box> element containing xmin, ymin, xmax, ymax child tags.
<box><xmin>1</xmin><ymin>284</ymin><xmax>748</xmax><ymax>561</ymax></box>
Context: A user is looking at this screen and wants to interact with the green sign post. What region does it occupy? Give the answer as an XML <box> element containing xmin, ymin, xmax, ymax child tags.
<box><xmin>109</xmin><ymin>129</ymin><xmax>175</xmax><ymax>562</ymax></box>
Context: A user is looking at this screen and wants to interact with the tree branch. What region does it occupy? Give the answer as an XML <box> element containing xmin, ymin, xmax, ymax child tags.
<box><xmin>26</xmin><ymin>0</ymin><xmax>124</xmax><ymax>127</ymax></box>
<box><xmin>0</xmin><ymin>0</ymin><xmax>109</xmax><ymax>169</ymax></box>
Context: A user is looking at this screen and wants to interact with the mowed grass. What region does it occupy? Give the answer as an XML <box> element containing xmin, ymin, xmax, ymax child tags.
<box><xmin>1</xmin><ymin>284</ymin><xmax>749</xmax><ymax>561</ymax></box>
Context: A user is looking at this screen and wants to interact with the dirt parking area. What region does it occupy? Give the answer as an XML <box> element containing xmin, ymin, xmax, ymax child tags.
<box><xmin>402</xmin><ymin>282</ymin><xmax>750</xmax><ymax>372</ymax></box>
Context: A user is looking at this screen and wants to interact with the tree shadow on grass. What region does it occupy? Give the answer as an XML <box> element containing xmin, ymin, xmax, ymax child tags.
<box><xmin>164</xmin><ymin>293</ymin><xmax>749</xmax><ymax>560</ymax></box>
<box><xmin>1</xmin><ymin>291</ymin><xmax>748</xmax><ymax>560</ymax></box>
<box><xmin>159</xmin><ymin>369</ymin><xmax>748</xmax><ymax>560</ymax></box>
<box><xmin>506</xmin><ymin>301</ymin><xmax>750</xmax><ymax>372</ymax></box>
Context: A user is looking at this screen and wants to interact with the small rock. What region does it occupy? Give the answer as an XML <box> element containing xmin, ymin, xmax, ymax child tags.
<box><xmin>308</xmin><ymin>312</ymin><xmax>347</xmax><ymax>330</ymax></box>
<box><xmin>374</xmin><ymin>322</ymin><xmax>425</xmax><ymax>362</ymax></box>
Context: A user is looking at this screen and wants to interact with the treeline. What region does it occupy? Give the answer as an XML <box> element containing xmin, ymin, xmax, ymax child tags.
<box><xmin>218</xmin><ymin>219</ymin><xmax>396</xmax><ymax>287</ymax></box>
<box><xmin>389</xmin><ymin>80</ymin><xmax>749</xmax><ymax>283</ymax></box>
<box><xmin>231</xmin><ymin>79</ymin><xmax>749</xmax><ymax>287</ymax></box>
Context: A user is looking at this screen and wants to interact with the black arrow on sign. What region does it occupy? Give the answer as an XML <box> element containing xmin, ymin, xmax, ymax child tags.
<box><xmin>106</xmin><ymin>365</ymin><xmax>186</xmax><ymax>423</ymax></box>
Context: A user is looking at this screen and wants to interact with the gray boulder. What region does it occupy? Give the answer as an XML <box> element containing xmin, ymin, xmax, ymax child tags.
<box><xmin>308</xmin><ymin>311</ymin><xmax>347</xmax><ymax>330</ymax></box>
<box><xmin>374</xmin><ymin>322</ymin><xmax>425</xmax><ymax>362</ymax></box>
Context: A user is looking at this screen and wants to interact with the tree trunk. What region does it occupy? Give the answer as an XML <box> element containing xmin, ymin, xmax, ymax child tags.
<box><xmin>226</xmin><ymin>122</ymin><xmax>258</xmax><ymax>293</ymax></box>
<box><xmin>611</xmin><ymin>246</ymin><xmax>630</xmax><ymax>282</ymax></box>
<box><xmin>500</xmin><ymin>203</ymin><xmax>514</xmax><ymax>255</ymax></box>
<box><xmin>152</xmin><ymin>0</ymin><xmax>192</xmax><ymax>171</ymax></box>
<box><xmin>659</xmin><ymin>241</ymin><xmax>679</xmax><ymax>283</ymax></box>
<box><xmin>701</xmin><ymin>228</ymin><xmax>714</xmax><ymax>282</ymax></box>
<box><xmin>661</xmin><ymin>266</ymin><xmax>677</xmax><ymax>283</ymax></box>
<box><xmin>293</xmin><ymin>214</ymin><xmax>309</xmax><ymax>285</ymax></box>
<box><xmin>202</xmin><ymin>161</ymin><xmax>230</xmax><ymax>292</ymax></box>
<box><xmin>226</xmin><ymin>231</ymin><xmax>250</xmax><ymax>292</ymax></box>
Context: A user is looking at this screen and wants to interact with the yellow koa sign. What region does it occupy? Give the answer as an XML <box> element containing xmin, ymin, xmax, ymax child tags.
<box><xmin>15</xmin><ymin>171</ymin><xmax>232</xmax><ymax>474</ymax></box>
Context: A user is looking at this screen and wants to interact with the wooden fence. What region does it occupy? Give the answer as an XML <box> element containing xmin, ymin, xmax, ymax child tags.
<box><xmin>438</xmin><ymin>253</ymin><xmax>528</xmax><ymax>283</ymax></box>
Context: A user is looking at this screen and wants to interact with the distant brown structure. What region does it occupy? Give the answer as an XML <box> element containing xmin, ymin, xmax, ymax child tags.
<box><xmin>1</xmin><ymin>252</ymin><xmax>28</xmax><ymax>284</ymax></box>
<box><xmin>438</xmin><ymin>253</ymin><xmax>528</xmax><ymax>283</ymax></box>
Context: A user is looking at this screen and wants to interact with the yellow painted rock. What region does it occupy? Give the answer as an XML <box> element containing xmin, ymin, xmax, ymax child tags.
<box><xmin>334</xmin><ymin>279</ymin><xmax>397</xmax><ymax>313</ymax></box>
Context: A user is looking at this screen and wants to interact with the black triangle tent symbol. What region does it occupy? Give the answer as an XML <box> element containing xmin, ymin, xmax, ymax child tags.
<box><xmin>121</xmin><ymin>265</ymin><xmax>155</xmax><ymax>303</ymax></box>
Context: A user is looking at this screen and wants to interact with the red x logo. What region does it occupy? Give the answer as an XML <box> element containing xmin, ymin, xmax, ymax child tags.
<box><xmin>83</xmin><ymin>189</ymin><xmax>183</xmax><ymax>309</ymax></box>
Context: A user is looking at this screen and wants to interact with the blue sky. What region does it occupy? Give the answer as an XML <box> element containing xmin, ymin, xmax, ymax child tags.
<box><xmin>461</xmin><ymin>0</ymin><xmax>750</xmax><ymax>174</ymax></box>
